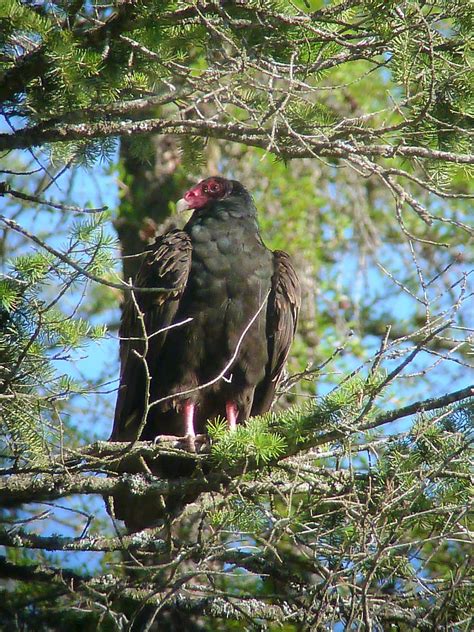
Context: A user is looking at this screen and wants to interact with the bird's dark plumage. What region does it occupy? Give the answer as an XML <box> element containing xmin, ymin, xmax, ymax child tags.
<box><xmin>110</xmin><ymin>177</ymin><xmax>300</xmax><ymax>529</ymax></box>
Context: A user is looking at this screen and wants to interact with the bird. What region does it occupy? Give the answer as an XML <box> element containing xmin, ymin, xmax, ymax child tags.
<box><xmin>109</xmin><ymin>177</ymin><xmax>300</xmax><ymax>529</ymax></box>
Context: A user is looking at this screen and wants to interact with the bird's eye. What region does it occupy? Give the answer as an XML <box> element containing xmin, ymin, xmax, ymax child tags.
<box><xmin>209</xmin><ymin>183</ymin><xmax>219</xmax><ymax>192</ymax></box>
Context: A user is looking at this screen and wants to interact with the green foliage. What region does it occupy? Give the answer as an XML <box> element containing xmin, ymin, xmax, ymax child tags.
<box><xmin>179</xmin><ymin>135</ymin><xmax>208</xmax><ymax>171</ymax></box>
<box><xmin>0</xmin><ymin>0</ymin><xmax>52</xmax><ymax>41</ymax></box>
<box><xmin>0</xmin><ymin>298</ymin><xmax>52</xmax><ymax>460</ymax></box>
<box><xmin>286</xmin><ymin>101</ymin><xmax>336</xmax><ymax>133</ymax></box>
<box><xmin>203</xmin><ymin>394</ymin><xmax>473</xmax><ymax>629</ymax></box>
<box><xmin>12</xmin><ymin>252</ymin><xmax>52</xmax><ymax>282</ymax></box>
<box><xmin>208</xmin><ymin>416</ymin><xmax>287</xmax><ymax>467</ymax></box>
<box><xmin>0</xmin><ymin>214</ymin><xmax>111</xmax><ymax>463</ymax></box>
<box><xmin>210</xmin><ymin>497</ymin><xmax>267</xmax><ymax>532</ymax></box>
<box><xmin>0</xmin><ymin>0</ymin><xmax>470</xmax><ymax>180</ymax></box>
<box><xmin>208</xmin><ymin>372</ymin><xmax>390</xmax><ymax>469</ymax></box>
<box><xmin>50</xmin><ymin>138</ymin><xmax>118</xmax><ymax>168</ymax></box>
<box><xmin>0</xmin><ymin>278</ymin><xmax>21</xmax><ymax>311</ymax></box>
<box><xmin>381</xmin><ymin>400</ymin><xmax>473</xmax><ymax>506</ymax></box>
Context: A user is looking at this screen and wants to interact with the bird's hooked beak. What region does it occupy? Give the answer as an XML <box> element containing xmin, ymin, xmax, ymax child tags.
<box><xmin>176</xmin><ymin>197</ymin><xmax>191</xmax><ymax>213</ymax></box>
<box><xmin>176</xmin><ymin>183</ymin><xmax>208</xmax><ymax>211</ymax></box>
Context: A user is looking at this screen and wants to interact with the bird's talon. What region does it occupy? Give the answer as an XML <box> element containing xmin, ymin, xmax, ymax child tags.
<box><xmin>184</xmin><ymin>433</ymin><xmax>196</xmax><ymax>453</ymax></box>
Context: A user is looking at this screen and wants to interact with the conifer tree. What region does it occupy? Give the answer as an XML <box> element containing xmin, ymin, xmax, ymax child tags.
<box><xmin>0</xmin><ymin>2</ymin><xmax>472</xmax><ymax>630</ymax></box>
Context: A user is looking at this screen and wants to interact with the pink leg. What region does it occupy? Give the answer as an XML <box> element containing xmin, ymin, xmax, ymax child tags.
<box><xmin>226</xmin><ymin>401</ymin><xmax>238</xmax><ymax>431</ymax></box>
<box><xmin>183</xmin><ymin>401</ymin><xmax>195</xmax><ymax>437</ymax></box>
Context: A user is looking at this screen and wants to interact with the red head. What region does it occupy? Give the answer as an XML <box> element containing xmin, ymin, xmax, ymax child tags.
<box><xmin>176</xmin><ymin>177</ymin><xmax>233</xmax><ymax>212</ymax></box>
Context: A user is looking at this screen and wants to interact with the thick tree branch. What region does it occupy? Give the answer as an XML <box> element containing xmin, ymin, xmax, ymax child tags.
<box><xmin>0</xmin><ymin>117</ymin><xmax>472</xmax><ymax>166</ymax></box>
<box><xmin>0</xmin><ymin>470</ymin><xmax>223</xmax><ymax>506</ymax></box>
<box><xmin>1</xmin><ymin>385</ymin><xmax>471</xmax><ymax>507</ymax></box>
<box><xmin>109</xmin><ymin>589</ymin><xmax>433</xmax><ymax>629</ymax></box>
<box><xmin>0</xmin><ymin>527</ymin><xmax>166</xmax><ymax>553</ymax></box>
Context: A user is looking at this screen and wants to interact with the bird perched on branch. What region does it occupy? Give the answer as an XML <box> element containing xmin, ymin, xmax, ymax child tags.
<box><xmin>109</xmin><ymin>177</ymin><xmax>300</xmax><ymax>529</ymax></box>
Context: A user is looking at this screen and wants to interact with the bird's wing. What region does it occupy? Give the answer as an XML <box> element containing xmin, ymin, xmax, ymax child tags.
<box><xmin>251</xmin><ymin>250</ymin><xmax>301</xmax><ymax>416</ymax></box>
<box><xmin>111</xmin><ymin>230</ymin><xmax>192</xmax><ymax>441</ymax></box>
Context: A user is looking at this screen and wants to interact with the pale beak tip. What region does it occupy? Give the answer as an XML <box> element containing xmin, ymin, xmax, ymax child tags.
<box><xmin>176</xmin><ymin>198</ymin><xmax>191</xmax><ymax>213</ymax></box>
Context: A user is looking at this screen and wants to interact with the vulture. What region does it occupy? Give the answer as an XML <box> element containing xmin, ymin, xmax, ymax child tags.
<box><xmin>109</xmin><ymin>177</ymin><xmax>300</xmax><ymax>529</ymax></box>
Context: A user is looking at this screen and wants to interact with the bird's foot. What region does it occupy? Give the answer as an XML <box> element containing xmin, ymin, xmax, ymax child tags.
<box><xmin>182</xmin><ymin>434</ymin><xmax>197</xmax><ymax>453</ymax></box>
<box><xmin>226</xmin><ymin>401</ymin><xmax>238</xmax><ymax>431</ymax></box>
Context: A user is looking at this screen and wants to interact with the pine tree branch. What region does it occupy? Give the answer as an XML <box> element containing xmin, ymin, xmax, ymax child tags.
<box><xmin>125</xmin><ymin>592</ymin><xmax>307</xmax><ymax>624</ymax></box>
<box><xmin>0</xmin><ymin>385</ymin><xmax>471</xmax><ymax>507</ymax></box>
<box><xmin>0</xmin><ymin>554</ymin><xmax>88</xmax><ymax>588</ymax></box>
<box><xmin>61</xmin><ymin>434</ymin><xmax>210</xmax><ymax>469</ymax></box>
<box><xmin>283</xmin><ymin>384</ymin><xmax>474</xmax><ymax>457</ymax></box>
<box><xmin>0</xmin><ymin>555</ymin><xmax>446</xmax><ymax>630</ymax></box>
<box><xmin>0</xmin><ymin>214</ymin><xmax>179</xmax><ymax>294</ymax></box>
<box><xmin>0</xmin><ymin>181</ymin><xmax>107</xmax><ymax>213</ymax></box>
<box><xmin>361</xmin><ymin>384</ymin><xmax>474</xmax><ymax>431</ymax></box>
<box><xmin>0</xmin><ymin>470</ymin><xmax>223</xmax><ymax>506</ymax></box>
<box><xmin>361</xmin><ymin>317</ymin><xmax>473</xmax><ymax>356</ymax></box>
<box><xmin>0</xmin><ymin>3</ymin><xmax>137</xmax><ymax>104</ymax></box>
<box><xmin>0</xmin><ymin>117</ymin><xmax>472</xmax><ymax>167</ymax></box>
<box><xmin>0</xmin><ymin>527</ymin><xmax>166</xmax><ymax>553</ymax></box>
<box><xmin>104</xmin><ymin>589</ymin><xmax>434</xmax><ymax>629</ymax></box>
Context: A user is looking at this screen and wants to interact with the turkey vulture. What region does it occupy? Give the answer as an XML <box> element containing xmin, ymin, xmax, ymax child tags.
<box><xmin>109</xmin><ymin>177</ymin><xmax>300</xmax><ymax>528</ymax></box>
